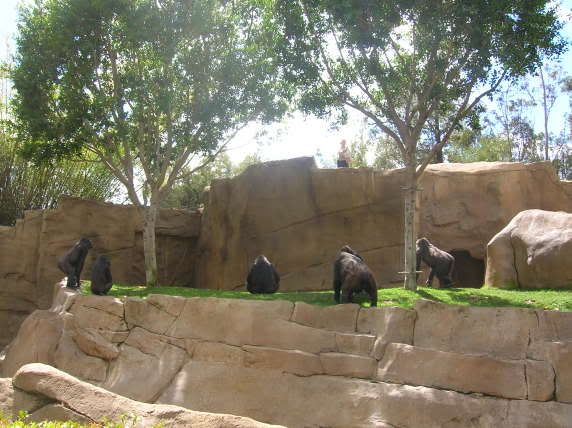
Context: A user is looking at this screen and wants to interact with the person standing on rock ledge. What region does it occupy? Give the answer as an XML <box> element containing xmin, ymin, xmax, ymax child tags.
<box><xmin>337</xmin><ymin>139</ymin><xmax>351</xmax><ymax>168</ymax></box>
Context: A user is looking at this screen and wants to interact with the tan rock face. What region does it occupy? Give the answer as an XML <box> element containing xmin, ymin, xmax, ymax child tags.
<box><xmin>291</xmin><ymin>302</ymin><xmax>359</xmax><ymax>332</ymax></box>
<box><xmin>485</xmin><ymin>209</ymin><xmax>572</xmax><ymax>289</ymax></box>
<box><xmin>377</xmin><ymin>343</ymin><xmax>528</xmax><ymax>399</ymax></box>
<box><xmin>0</xmin><ymin>198</ymin><xmax>200</xmax><ymax>348</ymax></box>
<box><xmin>12</xmin><ymin>363</ymin><xmax>282</xmax><ymax>427</ymax></box>
<box><xmin>103</xmin><ymin>328</ymin><xmax>187</xmax><ymax>403</ymax></box>
<box><xmin>1</xmin><ymin>161</ymin><xmax>571</xmax><ymax>349</ymax></box>
<box><xmin>2</xmin><ymin>311</ymin><xmax>63</xmax><ymax>377</ymax></box>
<box><xmin>414</xmin><ymin>299</ymin><xmax>536</xmax><ymax>359</ymax></box>
<box><xmin>5</xmin><ymin>287</ymin><xmax>572</xmax><ymax>427</ymax></box>
<box><xmin>196</xmin><ymin>160</ymin><xmax>572</xmax><ymax>291</ymax></box>
<box><xmin>0</xmin><ymin>378</ymin><xmax>13</xmax><ymax>418</ymax></box>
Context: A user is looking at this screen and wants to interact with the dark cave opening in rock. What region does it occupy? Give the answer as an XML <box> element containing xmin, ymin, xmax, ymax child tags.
<box><xmin>449</xmin><ymin>249</ymin><xmax>485</xmax><ymax>288</ymax></box>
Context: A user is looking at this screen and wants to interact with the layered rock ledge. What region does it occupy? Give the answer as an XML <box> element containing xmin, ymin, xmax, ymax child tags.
<box><xmin>1</xmin><ymin>283</ymin><xmax>572</xmax><ymax>427</ymax></box>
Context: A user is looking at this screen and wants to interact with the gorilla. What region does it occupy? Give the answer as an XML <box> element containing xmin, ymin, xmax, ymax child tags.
<box><xmin>246</xmin><ymin>255</ymin><xmax>280</xmax><ymax>294</ymax></box>
<box><xmin>57</xmin><ymin>238</ymin><xmax>92</xmax><ymax>289</ymax></box>
<box><xmin>416</xmin><ymin>237</ymin><xmax>455</xmax><ymax>288</ymax></box>
<box><xmin>333</xmin><ymin>245</ymin><xmax>377</xmax><ymax>307</ymax></box>
<box><xmin>91</xmin><ymin>255</ymin><xmax>113</xmax><ymax>296</ymax></box>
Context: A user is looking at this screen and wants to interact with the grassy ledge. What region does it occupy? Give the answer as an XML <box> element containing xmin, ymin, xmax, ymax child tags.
<box><xmin>80</xmin><ymin>283</ymin><xmax>572</xmax><ymax>311</ymax></box>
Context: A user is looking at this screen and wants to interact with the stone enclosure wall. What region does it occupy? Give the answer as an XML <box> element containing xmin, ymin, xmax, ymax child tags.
<box><xmin>2</xmin><ymin>283</ymin><xmax>572</xmax><ymax>427</ymax></box>
<box><xmin>0</xmin><ymin>160</ymin><xmax>571</xmax><ymax>349</ymax></box>
<box><xmin>196</xmin><ymin>159</ymin><xmax>572</xmax><ymax>291</ymax></box>
<box><xmin>0</xmin><ymin>198</ymin><xmax>200</xmax><ymax>349</ymax></box>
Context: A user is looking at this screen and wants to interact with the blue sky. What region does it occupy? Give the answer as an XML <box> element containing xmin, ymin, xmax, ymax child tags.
<box><xmin>1</xmin><ymin>0</ymin><xmax>571</xmax><ymax>165</ymax></box>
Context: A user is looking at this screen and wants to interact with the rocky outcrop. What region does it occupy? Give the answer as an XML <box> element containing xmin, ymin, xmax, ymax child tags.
<box><xmin>4</xmin><ymin>363</ymin><xmax>281</xmax><ymax>427</ymax></box>
<box><xmin>3</xmin><ymin>284</ymin><xmax>572</xmax><ymax>427</ymax></box>
<box><xmin>1</xmin><ymin>160</ymin><xmax>571</xmax><ymax>350</ymax></box>
<box><xmin>485</xmin><ymin>209</ymin><xmax>572</xmax><ymax>288</ymax></box>
<box><xmin>0</xmin><ymin>198</ymin><xmax>200</xmax><ymax>349</ymax></box>
<box><xmin>196</xmin><ymin>159</ymin><xmax>572</xmax><ymax>291</ymax></box>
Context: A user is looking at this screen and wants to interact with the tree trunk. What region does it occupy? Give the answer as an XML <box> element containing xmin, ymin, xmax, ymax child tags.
<box><xmin>539</xmin><ymin>68</ymin><xmax>550</xmax><ymax>161</ymax></box>
<box><xmin>403</xmin><ymin>163</ymin><xmax>418</xmax><ymax>290</ymax></box>
<box><xmin>143</xmin><ymin>201</ymin><xmax>159</xmax><ymax>288</ymax></box>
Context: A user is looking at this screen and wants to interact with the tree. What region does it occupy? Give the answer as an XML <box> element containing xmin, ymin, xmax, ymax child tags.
<box><xmin>13</xmin><ymin>0</ymin><xmax>287</xmax><ymax>286</ymax></box>
<box><xmin>271</xmin><ymin>0</ymin><xmax>565</xmax><ymax>289</ymax></box>
<box><xmin>0</xmin><ymin>62</ymin><xmax>119</xmax><ymax>226</ymax></box>
<box><xmin>447</xmin><ymin>131</ymin><xmax>512</xmax><ymax>163</ymax></box>
<box><xmin>163</xmin><ymin>151</ymin><xmax>262</xmax><ymax>210</ymax></box>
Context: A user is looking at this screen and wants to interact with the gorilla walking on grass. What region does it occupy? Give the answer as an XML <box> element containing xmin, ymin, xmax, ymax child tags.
<box><xmin>333</xmin><ymin>245</ymin><xmax>377</xmax><ymax>307</ymax></box>
<box><xmin>246</xmin><ymin>255</ymin><xmax>280</xmax><ymax>294</ymax></box>
<box><xmin>57</xmin><ymin>238</ymin><xmax>92</xmax><ymax>289</ymax></box>
<box><xmin>91</xmin><ymin>255</ymin><xmax>113</xmax><ymax>296</ymax></box>
<box><xmin>416</xmin><ymin>237</ymin><xmax>455</xmax><ymax>288</ymax></box>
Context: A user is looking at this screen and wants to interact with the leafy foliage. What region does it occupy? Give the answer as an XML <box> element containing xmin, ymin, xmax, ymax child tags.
<box><xmin>0</xmin><ymin>63</ymin><xmax>119</xmax><ymax>226</ymax></box>
<box><xmin>0</xmin><ymin>139</ymin><xmax>120</xmax><ymax>226</ymax></box>
<box><xmin>162</xmin><ymin>152</ymin><xmax>261</xmax><ymax>210</ymax></box>
<box><xmin>13</xmin><ymin>0</ymin><xmax>287</xmax><ymax>203</ymax></box>
<box><xmin>0</xmin><ymin>410</ymin><xmax>150</xmax><ymax>428</ymax></box>
<box><xmin>12</xmin><ymin>0</ymin><xmax>289</xmax><ymax>286</ymax></box>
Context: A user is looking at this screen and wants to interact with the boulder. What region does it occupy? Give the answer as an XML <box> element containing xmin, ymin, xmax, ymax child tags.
<box><xmin>72</xmin><ymin>328</ymin><xmax>120</xmax><ymax>360</ymax></box>
<box><xmin>191</xmin><ymin>341</ymin><xmax>245</xmax><ymax>365</ymax></box>
<box><xmin>2</xmin><ymin>310</ymin><xmax>63</xmax><ymax>377</ymax></box>
<box><xmin>485</xmin><ymin>209</ymin><xmax>572</xmax><ymax>289</ymax></box>
<box><xmin>12</xmin><ymin>363</ymin><xmax>281</xmax><ymax>427</ymax></box>
<box><xmin>545</xmin><ymin>341</ymin><xmax>572</xmax><ymax>404</ymax></box>
<box><xmin>319</xmin><ymin>353</ymin><xmax>376</xmax><ymax>379</ymax></box>
<box><xmin>157</xmin><ymin>359</ymin><xmax>572</xmax><ymax>428</ymax></box>
<box><xmin>243</xmin><ymin>345</ymin><xmax>323</xmax><ymax>376</ymax></box>
<box><xmin>103</xmin><ymin>328</ymin><xmax>188</xmax><ymax>402</ymax></box>
<box><xmin>334</xmin><ymin>332</ymin><xmax>375</xmax><ymax>356</ymax></box>
<box><xmin>377</xmin><ymin>343</ymin><xmax>527</xmax><ymax>399</ymax></box>
<box><xmin>291</xmin><ymin>302</ymin><xmax>359</xmax><ymax>332</ymax></box>
<box><xmin>414</xmin><ymin>299</ymin><xmax>536</xmax><ymax>359</ymax></box>
<box><xmin>526</xmin><ymin>360</ymin><xmax>555</xmax><ymax>402</ymax></box>
<box><xmin>125</xmin><ymin>295</ymin><xmax>185</xmax><ymax>335</ymax></box>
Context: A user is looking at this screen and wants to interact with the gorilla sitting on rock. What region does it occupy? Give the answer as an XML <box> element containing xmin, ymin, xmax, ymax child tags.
<box><xmin>246</xmin><ymin>255</ymin><xmax>280</xmax><ymax>294</ymax></box>
<box><xmin>416</xmin><ymin>237</ymin><xmax>455</xmax><ymax>288</ymax></box>
<box><xmin>91</xmin><ymin>255</ymin><xmax>113</xmax><ymax>296</ymax></box>
<box><xmin>57</xmin><ymin>238</ymin><xmax>92</xmax><ymax>289</ymax></box>
<box><xmin>333</xmin><ymin>245</ymin><xmax>377</xmax><ymax>307</ymax></box>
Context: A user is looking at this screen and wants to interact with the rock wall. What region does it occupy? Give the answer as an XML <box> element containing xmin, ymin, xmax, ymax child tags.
<box><xmin>0</xmin><ymin>198</ymin><xmax>200</xmax><ymax>349</ymax></box>
<box><xmin>196</xmin><ymin>159</ymin><xmax>572</xmax><ymax>291</ymax></box>
<box><xmin>1</xmin><ymin>363</ymin><xmax>281</xmax><ymax>427</ymax></box>
<box><xmin>2</xmin><ymin>284</ymin><xmax>572</xmax><ymax>427</ymax></box>
<box><xmin>1</xmin><ymin>160</ymin><xmax>571</xmax><ymax>348</ymax></box>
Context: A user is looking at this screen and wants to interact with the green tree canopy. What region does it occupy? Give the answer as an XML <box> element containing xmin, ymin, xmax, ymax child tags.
<box><xmin>13</xmin><ymin>0</ymin><xmax>289</xmax><ymax>286</ymax></box>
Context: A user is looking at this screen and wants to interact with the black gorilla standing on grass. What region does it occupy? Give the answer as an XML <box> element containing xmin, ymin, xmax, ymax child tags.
<box><xmin>246</xmin><ymin>255</ymin><xmax>280</xmax><ymax>294</ymax></box>
<box><xmin>57</xmin><ymin>238</ymin><xmax>92</xmax><ymax>288</ymax></box>
<box><xmin>91</xmin><ymin>255</ymin><xmax>113</xmax><ymax>295</ymax></box>
<box><xmin>416</xmin><ymin>237</ymin><xmax>455</xmax><ymax>288</ymax></box>
<box><xmin>333</xmin><ymin>245</ymin><xmax>377</xmax><ymax>306</ymax></box>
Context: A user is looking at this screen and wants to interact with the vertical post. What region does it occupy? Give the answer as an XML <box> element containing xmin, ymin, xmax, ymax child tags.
<box><xmin>403</xmin><ymin>164</ymin><xmax>419</xmax><ymax>290</ymax></box>
<box><xmin>143</xmin><ymin>201</ymin><xmax>158</xmax><ymax>287</ymax></box>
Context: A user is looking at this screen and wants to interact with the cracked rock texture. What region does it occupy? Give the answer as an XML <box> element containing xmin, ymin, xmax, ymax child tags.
<box><xmin>485</xmin><ymin>209</ymin><xmax>572</xmax><ymax>288</ymax></box>
<box><xmin>2</xmin><ymin>285</ymin><xmax>572</xmax><ymax>427</ymax></box>
<box><xmin>1</xmin><ymin>160</ymin><xmax>570</xmax><ymax>349</ymax></box>
<box><xmin>6</xmin><ymin>363</ymin><xmax>282</xmax><ymax>427</ymax></box>
<box><xmin>0</xmin><ymin>197</ymin><xmax>200</xmax><ymax>349</ymax></box>
<box><xmin>196</xmin><ymin>159</ymin><xmax>572</xmax><ymax>291</ymax></box>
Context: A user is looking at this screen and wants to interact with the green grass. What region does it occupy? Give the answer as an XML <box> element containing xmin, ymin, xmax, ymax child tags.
<box><xmin>80</xmin><ymin>282</ymin><xmax>572</xmax><ymax>311</ymax></box>
<box><xmin>0</xmin><ymin>410</ymin><xmax>149</xmax><ymax>428</ymax></box>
